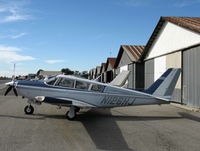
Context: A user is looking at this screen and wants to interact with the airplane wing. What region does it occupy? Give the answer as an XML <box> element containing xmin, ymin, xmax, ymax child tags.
<box><xmin>109</xmin><ymin>70</ymin><xmax>130</xmax><ymax>87</ymax></box>
<box><xmin>94</xmin><ymin>71</ymin><xmax>130</xmax><ymax>87</ymax></box>
<box><xmin>35</xmin><ymin>96</ymin><xmax>96</xmax><ymax>108</ymax></box>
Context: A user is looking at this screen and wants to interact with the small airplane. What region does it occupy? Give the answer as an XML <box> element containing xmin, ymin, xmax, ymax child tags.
<box><xmin>1</xmin><ymin>68</ymin><xmax>181</xmax><ymax>120</ymax></box>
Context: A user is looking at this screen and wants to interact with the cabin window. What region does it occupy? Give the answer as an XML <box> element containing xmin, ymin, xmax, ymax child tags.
<box><xmin>46</xmin><ymin>77</ymin><xmax>58</xmax><ymax>85</ymax></box>
<box><xmin>56</xmin><ymin>78</ymin><xmax>74</xmax><ymax>88</ymax></box>
<box><xmin>75</xmin><ymin>81</ymin><xmax>89</xmax><ymax>90</ymax></box>
<box><xmin>90</xmin><ymin>84</ymin><xmax>104</xmax><ymax>92</ymax></box>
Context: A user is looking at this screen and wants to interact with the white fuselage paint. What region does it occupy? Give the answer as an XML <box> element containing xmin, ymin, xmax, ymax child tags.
<box><xmin>16</xmin><ymin>76</ymin><xmax>163</xmax><ymax>108</ymax></box>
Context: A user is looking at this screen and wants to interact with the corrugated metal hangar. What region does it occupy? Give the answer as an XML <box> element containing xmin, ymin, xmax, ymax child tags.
<box><xmin>89</xmin><ymin>16</ymin><xmax>200</xmax><ymax>109</ymax></box>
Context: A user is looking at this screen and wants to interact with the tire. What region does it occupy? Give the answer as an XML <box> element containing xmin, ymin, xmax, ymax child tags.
<box><xmin>66</xmin><ymin>111</ymin><xmax>76</xmax><ymax>120</ymax></box>
<box><xmin>24</xmin><ymin>105</ymin><xmax>34</xmax><ymax>114</ymax></box>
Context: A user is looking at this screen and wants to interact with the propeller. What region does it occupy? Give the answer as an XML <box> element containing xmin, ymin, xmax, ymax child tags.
<box><xmin>4</xmin><ymin>81</ymin><xmax>18</xmax><ymax>96</ymax></box>
<box><xmin>3</xmin><ymin>63</ymin><xmax>18</xmax><ymax>96</ymax></box>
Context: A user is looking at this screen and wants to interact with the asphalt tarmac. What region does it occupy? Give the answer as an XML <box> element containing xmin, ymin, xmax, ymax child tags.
<box><xmin>0</xmin><ymin>90</ymin><xmax>200</xmax><ymax>150</ymax></box>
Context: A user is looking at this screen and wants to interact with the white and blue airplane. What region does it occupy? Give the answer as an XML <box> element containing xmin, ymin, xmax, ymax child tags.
<box><xmin>2</xmin><ymin>68</ymin><xmax>181</xmax><ymax>120</ymax></box>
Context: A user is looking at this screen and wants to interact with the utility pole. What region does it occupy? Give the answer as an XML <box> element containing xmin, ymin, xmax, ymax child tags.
<box><xmin>13</xmin><ymin>63</ymin><xmax>16</xmax><ymax>80</ymax></box>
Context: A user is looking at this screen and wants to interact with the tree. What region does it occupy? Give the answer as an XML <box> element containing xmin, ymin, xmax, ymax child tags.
<box><xmin>81</xmin><ymin>71</ymin><xmax>89</xmax><ymax>79</ymax></box>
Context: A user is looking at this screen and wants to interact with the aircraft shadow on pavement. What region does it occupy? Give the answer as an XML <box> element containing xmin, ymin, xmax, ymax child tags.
<box><xmin>178</xmin><ymin>112</ymin><xmax>200</xmax><ymax>122</ymax></box>
<box><xmin>75</xmin><ymin>108</ymin><xmax>182</xmax><ymax>151</ymax></box>
<box><xmin>0</xmin><ymin>109</ymin><xmax>184</xmax><ymax>151</ymax></box>
<box><xmin>0</xmin><ymin>114</ymin><xmax>45</xmax><ymax>120</ymax></box>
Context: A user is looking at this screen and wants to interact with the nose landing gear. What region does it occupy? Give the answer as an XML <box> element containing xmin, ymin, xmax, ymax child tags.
<box><xmin>24</xmin><ymin>105</ymin><xmax>34</xmax><ymax>114</ymax></box>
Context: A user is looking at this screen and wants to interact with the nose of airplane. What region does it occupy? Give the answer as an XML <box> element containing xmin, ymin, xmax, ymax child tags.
<box><xmin>4</xmin><ymin>80</ymin><xmax>18</xmax><ymax>96</ymax></box>
<box><xmin>5</xmin><ymin>81</ymin><xmax>14</xmax><ymax>86</ymax></box>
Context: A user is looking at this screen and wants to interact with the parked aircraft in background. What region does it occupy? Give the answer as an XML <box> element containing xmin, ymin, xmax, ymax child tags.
<box><xmin>1</xmin><ymin>68</ymin><xmax>181</xmax><ymax>120</ymax></box>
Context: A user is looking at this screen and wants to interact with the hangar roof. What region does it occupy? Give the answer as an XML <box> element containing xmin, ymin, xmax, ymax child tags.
<box><xmin>114</xmin><ymin>45</ymin><xmax>145</xmax><ymax>68</ymax></box>
<box><xmin>141</xmin><ymin>17</ymin><xmax>200</xmax><ymax>60</ymax></box>
<box><xmin>100</xmin><ymin>63</ymin><xmax>106</xmax><ymax>73</ymax></box>
<box><xmin>95</xmin><ymin>66</ymin><xmax>101</xmax><ymax>75</ymax></box>
<box><xmin>105</xmin><ymin>58</ymin><xmax>117</xmax><ymax>71</ymax></box>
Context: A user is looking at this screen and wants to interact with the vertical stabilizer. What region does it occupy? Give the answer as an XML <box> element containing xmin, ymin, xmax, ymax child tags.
<box><xmin>144</xmin><ymin>68</ymin><xmax>181</xmax><ymax>99</ymax></box>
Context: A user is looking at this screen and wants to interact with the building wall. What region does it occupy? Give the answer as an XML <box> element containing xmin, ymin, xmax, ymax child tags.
<box><xmin>117</xmin><ymin>50</ymin><xmax>133</xmax><ymax>88</ymax></box>
<box><xmin>107</xmin><ymin>63</ymin><xmax>113</xmax><ymax>71</ymax></box>
<box><xmin>183</xmin><ymin>45</ymin><xmax>200</xmax><ymax>108</ymax></box>
<box><xmin>145</xmin><ymin>59</ymin><xmax>154</xmax><ymax>88</ymax></box>
<box><xmin>128</xmin><ymin>64</ymin><xmax>135</xmax><ymax>88</ymax></box>
<box><xmin>118</xmin><ymin>50</ymin><xmax>131</xmax><ymax>67</ymax></box>
<box><xmin>166</xmin><ymin>52</ymin><xmax>182</xmax><ymax>102</ymax></box>
<box><xmin>135</xmin><ymin>63</ymin><xmax>144</xmax><ymax>90</ymax></box>
<box><xmin>146</xmin><ymin>22</ymin><xmax>200</xmax><ymax>60</ymax></box>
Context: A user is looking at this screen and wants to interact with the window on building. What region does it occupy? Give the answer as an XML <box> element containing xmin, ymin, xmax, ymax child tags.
<box><xmin>56</xmin><ymin>78</ymin><xmax>74</xmax><ymax>88</ymax></box>
<box><xmin>75</xmin><ymin>81</ymin><xmax>89</xmax><ymax>90</ymax></box>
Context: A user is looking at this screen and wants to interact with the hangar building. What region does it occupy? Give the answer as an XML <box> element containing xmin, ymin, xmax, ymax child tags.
<box><xmin>114</xmin><ymin>45</ymin><xmax>145</xmax><ymax>89</ymax></box>
<box><xmin>141</xmin><ymin>17</ymin><xmax>200</xmax><ymax>108</ymax></box>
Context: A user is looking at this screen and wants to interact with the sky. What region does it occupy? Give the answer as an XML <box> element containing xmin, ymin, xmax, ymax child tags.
<box><xmin>0</xmin><ymin>0</ymin><xmax>199</xmax><ymax>77</ymax></box>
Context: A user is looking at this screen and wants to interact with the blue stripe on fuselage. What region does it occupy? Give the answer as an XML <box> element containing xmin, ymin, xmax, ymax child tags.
<box><xmin>17</xmin><ymin>80</ymin><xmax>88</xmax><ymax>92</ymax></box>
<box><xmin>44</xmin><ymin>97</ymin><xmax>72</xmax><ymax>105</ymax></box>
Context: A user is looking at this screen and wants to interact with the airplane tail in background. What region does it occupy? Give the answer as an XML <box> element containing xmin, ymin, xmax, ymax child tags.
<box><xmin>143</xmin><ymin>68</ymin><xmax>181</xmax><ymax>100</ymax></box>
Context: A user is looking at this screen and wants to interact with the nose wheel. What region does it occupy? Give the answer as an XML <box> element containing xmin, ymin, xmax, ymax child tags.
<box><xmin>24</xmin><ymin>105</ymin><xmax>34</xmax><ymax>114</ymax></box>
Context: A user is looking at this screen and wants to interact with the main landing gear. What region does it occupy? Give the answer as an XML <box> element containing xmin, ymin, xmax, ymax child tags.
<box><xmin>24</xmin><ymin>105</ymin><xmax>34</xmax><ymax>114</ymax></box>
<box><xmin>66</xmin><ymin>106</ymin><xmax>80</xmax><ymax>120</ymax></box>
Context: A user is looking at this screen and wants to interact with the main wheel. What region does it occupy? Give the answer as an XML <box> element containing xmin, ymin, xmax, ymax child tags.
<box><xmin>24</xmin><ymin>105</ymin><xmax>34</xmax><ymax>114</ymax></box>
<box><xmin>66</xmin><ymin>111</ymin><xmax>76</xmax><ymax>120</ymax></box>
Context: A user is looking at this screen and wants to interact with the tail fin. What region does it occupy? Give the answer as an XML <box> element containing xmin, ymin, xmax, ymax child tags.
<box><xmin>144</xmin><ymin>68</ymin><xmax>181</xmax><ymax>99</ymax></box>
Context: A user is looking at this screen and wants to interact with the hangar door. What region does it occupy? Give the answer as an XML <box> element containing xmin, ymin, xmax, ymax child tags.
<box><xmin>182</xmin><ymin>45</ymin><xmax>200</xmax><ymax>108</ymax></box>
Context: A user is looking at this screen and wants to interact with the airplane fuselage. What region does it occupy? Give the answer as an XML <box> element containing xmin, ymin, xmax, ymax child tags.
<box><xmin>15</xmin><ymin>75</ymin><xmax>164</xmax><ymax>108</ymax></box>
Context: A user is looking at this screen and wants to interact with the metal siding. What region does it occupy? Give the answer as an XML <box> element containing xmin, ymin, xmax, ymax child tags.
<box><xmin>118</xmin><ymin>50</ymin><xmax>132</xmax><ymax>67</ymax></box>
<box><xmin>135</xmin><ymin>63</ymin><xmax>144</xmax><ymax>90</ymax></box>
<box><xmin>145</xmin><ymin>60</ymin><xmax>154</xmax><ymax>88</ymax></box>
<box><xmin>128</xmin><ymin>64</ymin><xmax>135</xmax><ymax>89</ymax></box>
<box><xmin>107</xmin><ymin>63</ymin><xmax>113</xmax><ymax>71</ymax></box>
<box><xmin>166</xmin><ymin>52</ymin><xmax>182</xmax><ymax>103</ymax></box>
<box><xmin>183</xmin><ymin>45</ymin><xmax>200</xmax><ymax>108</ymax></box>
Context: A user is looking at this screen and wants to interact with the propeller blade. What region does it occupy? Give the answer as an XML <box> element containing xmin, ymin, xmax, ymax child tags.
<box><xmin>4</xmin><ymin>86</ymin><xmax>13</xmax><ymax>96</ymax></box>
<box><xmin>13</xmin><ymin>88</ymin><xmax>18</xmax><ymax>96</ymax></box>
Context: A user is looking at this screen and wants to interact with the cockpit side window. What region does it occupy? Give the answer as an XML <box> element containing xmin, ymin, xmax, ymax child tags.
<box><xmin>46</xmin><ymin>77</ymin><xmax>58</xmax><ymax>85</ymax></box>
<box><xmin>56</xmin><ymin>78</ymin><xmax>74</xmax><ymax>88</ymax></box>
<box><xmin>90</xmin><ymin>84</ymin><xmax>104</xmax><ymax>92</ymax></box>
<box><xmin>75</xmin><ymin>81</ymin><xmax>89</xmax><ymax>90</ymax></box>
